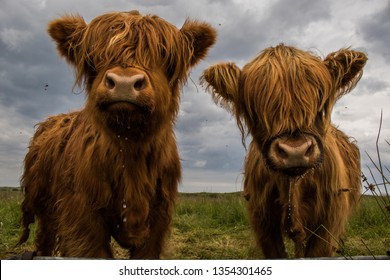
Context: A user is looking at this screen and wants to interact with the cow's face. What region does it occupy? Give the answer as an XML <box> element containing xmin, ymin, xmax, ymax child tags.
<box><xmin>48</xmin><ymin>11</ymin><xmax>216</xmax><ymax>141</ymax></box>
<box><xmin>201</xmin><ymin>44</ymin><xmax>367</xmax><ymax>177</ymax></box>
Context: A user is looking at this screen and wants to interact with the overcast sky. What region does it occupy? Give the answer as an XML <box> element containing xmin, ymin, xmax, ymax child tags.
<box><xmin>0</xmin><ymin>0</ymin><xmax>389</xmax><ymax>193</ymax></box>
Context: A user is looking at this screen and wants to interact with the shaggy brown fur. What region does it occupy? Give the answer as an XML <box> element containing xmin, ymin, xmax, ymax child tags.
<box><xmin>18</xmin><ymin>11</ymin><xmax>216</xmax><ymax>258</ymax></box>
<box><xmin>201</xmin><ymin>44</ymin><xmax>367</xmax><ymax>258</ymax></box>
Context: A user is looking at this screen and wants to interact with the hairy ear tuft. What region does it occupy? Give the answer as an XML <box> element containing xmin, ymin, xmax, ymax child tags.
<box><xmin>47</xmin><ymin>15</ymin><xmax>87</xmax><ymax>65</ymax></box>
<box><xmin>180</xmin><ymin>20</ymin><xmax>217</xmax><ymax>66</ymax></box>
<box><xmin>324</xmin><ymin>48</ymin><xmax>367</xmax><ymax>98</ymax></box>
<box><xmin>200</xmin><ymin>62</ymin><xmax>241</xmax><ymax>113</ymax></box>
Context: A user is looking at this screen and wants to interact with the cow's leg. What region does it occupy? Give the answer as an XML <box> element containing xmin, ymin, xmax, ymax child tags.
<box><xmin>35</xmin><ymin>215</ymin><xmax>56</xmax><ymax>256</ymax></box>
<box><xmin>58</xmin><ymin>224</ymin><xmax>113</xmax><ymax>258</ymax></box>
<box><xmin>258</xmin><ymin>230</ymin><xmax>287</xmax><ymax>258</ymax></box>
<box><xmin>303</xmin><ymin>227</ymin><xmax>337</xmax><ymax>257</ymax></box>
<box><xmin>247</xmin><ymin>186</ymin><xmax>288</xmax><ymax>259</ymax></box>
<box><xmin>129</xmin><ymin>209</ymin><xmax>172</xmax><ymax>259</ymax></box>
<box><xmin>129</xmin><ymin>214</ymin><xmax>170</xmax><ymax>259</ymax></box>
<box><xmin>129</xmin><ymin>180</ymin><xmax>176</xmax><ymax>259</ymax></box>
<box><xmin>294</xmin><ymin>241</ymin><xmax>305</xmax><ymax>258</ymax></box>
<box><xmin>252</xmin><ymin>214</ymin><xmax>288</xmax><ymax>258</ymax></box>
<box><xmin>249</xmin><ymin>197</ymin><xmax>288</xmax><ymax>259</ymax></box>
<box><xmin>56</xmin><ymin>200</ymin><xmax>113</xmax><ymax>258</ymax></box>
<box><xmin>285</xmin><ymin>211</ymin><xmax>306</xmax><ymax>258</ymax></box>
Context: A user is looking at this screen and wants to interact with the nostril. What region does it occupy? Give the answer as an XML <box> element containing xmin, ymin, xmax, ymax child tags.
<box><xmin>133</xmin><ymin>77</ymin><xmax>146</xmax><ymax>91</ymax></box>
<box><xmin>105</xmin><ymin>74</ymin><xmax>116</xmax><ymax>90</ymax></box>
<box><xmin>276</xmin><ymin>144</ymin><xmax>288</xmax><ymax>159</ymax></box>
<box><xmin>305</xmin><ymin>143</ymin><xmax>314</xmax><ymax>157</ymax></box>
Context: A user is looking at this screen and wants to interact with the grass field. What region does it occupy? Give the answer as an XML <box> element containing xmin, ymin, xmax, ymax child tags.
<box><xmin>0</xmin><ymin>187</ymin><xmax>389</xmax><ymax>259</ymax></box>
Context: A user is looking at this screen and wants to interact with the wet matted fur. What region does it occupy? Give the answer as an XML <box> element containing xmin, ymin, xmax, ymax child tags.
<box><xmin>18</xmin><ymin>11</ymin><xmax>216</xmax><ymax>258</ymax></box>
<box><xmin>201</xmin><ymin>44</ymin><xmax>367</xmax><ymax>258</ymax></box>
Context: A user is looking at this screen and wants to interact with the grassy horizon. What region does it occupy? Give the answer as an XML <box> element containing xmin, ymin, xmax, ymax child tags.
<box><xmin>0</xmin><ymin>188</ymin><xmax>389</xmax><ymax>259</ymax></box>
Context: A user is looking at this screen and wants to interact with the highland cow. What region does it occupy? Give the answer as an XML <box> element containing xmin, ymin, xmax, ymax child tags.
<box><xmin>18</xmin><ymin>11</ymin><xmax>216</xmax><ymax>258</ymax></box>
<box><xmin>201</xmin><ymin>44</ymin><xmax>366</xmax><ymax>258</ymax></box>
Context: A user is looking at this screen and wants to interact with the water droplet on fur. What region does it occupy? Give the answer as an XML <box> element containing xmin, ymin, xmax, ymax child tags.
<box><xmin>117</xmin><ymin>135</ymin><xmax>121</xmax><ymax>138</ymax></box>
<box><xmin>124</xmin><ymin>137</ymin><xmax>128</xmax><ymax>141</ymax></box>
<box><xmin>288</xmin><ymin>180</ymin><xmax>292</xmax><ymax>210</ymax></box>
<box><xmin>117</xmin><ymin>224</ymin><xmax>120</xmax><ymax>228</ymax></box>
<box><xmin>119</xmin><ymin>149</ymin><xmax>122</xmax><ymax>153</ymax></box>
<box><xmin>123</xmin><ymin>203</ymin><xmax>127</xmax><ymax>209</ymax></box>
<box><xmin>123</xmin><ymin>217</ymin><xmax>127</xmax><ymax>223</ymax></box>
<box><xmin>287</xmin><ymin>179</ymin><xmax>294</xmax><ymax>228</ymax></box>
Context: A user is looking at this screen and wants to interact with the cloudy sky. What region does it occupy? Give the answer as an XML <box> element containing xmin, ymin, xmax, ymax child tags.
<box><xmin>0</xmin><ymin>0</ymin><xmax>389</xmax><ymax>193</ymax></box>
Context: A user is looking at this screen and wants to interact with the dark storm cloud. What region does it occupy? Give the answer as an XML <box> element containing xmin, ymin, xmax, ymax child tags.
<box><xmin>131</xmin><ymin>0</ymin><xmax>177</xmax><ymax>7</ymax></box>
<box><xmin>0</xmin><ymin>41</ymin><xmax>83</xmax><ymax>121</ymax></box>
<box><xmin>266</xmin><ymin>0</ymin><xmax>331</xmax><ymax>26</ymax></box>
<box><xmin>176</xmin><ymin>82</ymin><xmax>245</xmax><ymax>173</ymax></box>
<box><xmin>207</xmin><ymin>0</ymin><xmax>332</xmax><ymax>62</ymax></box>
<box><xmin>0</xmin><ymin>0</ymin><xmax>389</xmax><ymax>193</ymax></box>
<box><xmin>360</xmin><ymin>2</ymin><xmax>390</xmax><ymax>62</ymax></box>
<box><xmin>0</xmin><ymin>0</ymin><xmax>85</xmax><ymax>122</ymax></box>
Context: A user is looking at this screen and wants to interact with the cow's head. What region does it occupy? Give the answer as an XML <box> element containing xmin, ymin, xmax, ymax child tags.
<box><xmin>48</xmin><ymin>11</ymin><xmax>216</xmax><ymax>141</ymax></box>
<box><xmin>201</xmin><ymin>44</ymin><xmax>367</xmax><ymax>177</ymax></box>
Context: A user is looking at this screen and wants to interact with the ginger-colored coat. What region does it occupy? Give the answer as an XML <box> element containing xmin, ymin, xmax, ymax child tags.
<box><xmin>18</xmin><ymin>11</ymin><xmax>216</xmax><ymax>258</ymax></box>
<box><xmin>201</xmin><ymin>44</ymin><xmax>366</xmax><ymax>258</ymax></box>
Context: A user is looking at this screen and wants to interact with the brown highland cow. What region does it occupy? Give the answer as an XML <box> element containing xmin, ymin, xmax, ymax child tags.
<box><xmin>201</xmin><ymin>44</ymin><xmax>367</xmax><ymax>258</ymax></box>
<box><xmin>18</xmin><ymin>11</ymin><xmax>216</xmax><ymax>258</ymax></box>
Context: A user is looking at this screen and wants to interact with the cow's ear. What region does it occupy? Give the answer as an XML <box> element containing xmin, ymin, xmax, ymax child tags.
<box><xmin>324</xmin><ymin>49</ymin><xmax>367</xmax><ymax>97</ymax></box>
<box><xmin>48</xmin><ymin>15</ymin><xmax>87</xmax><ymax>65</ymax></box>
<box><xmin>180</xmin><ymin>20</ymin><xmax>217</xmax><ymax>66</ymax></box>
<box><xmin>200</xmin><ymin>62</ymin><xmax>241</xmax><ymax>113</ymax></box>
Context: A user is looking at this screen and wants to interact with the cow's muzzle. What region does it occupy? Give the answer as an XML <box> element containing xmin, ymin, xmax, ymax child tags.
<box><xmin>265</xmin><ymin>132</ymin><xmax>323</xmax><ymax>177</ymax></box>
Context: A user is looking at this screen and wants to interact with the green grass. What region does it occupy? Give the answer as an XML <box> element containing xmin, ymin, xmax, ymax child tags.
<box><xmin>168</xmin><ymin>192</ymin><xmax>261</xmax><ymax>259</ymax></box>
<box><xmin>0</xmin><ymin>188</ymin><xmax>389</xmax><ymax>259</ymax></box>
<box><xmin>0</xmin><ymin>188</ymin><xmax>35</xmax><ymax>258</ymax></box>
<box><xmin>340</xmin><ymin>195</ymin><xmax>390</xmax><ymax>257</ymax></box>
